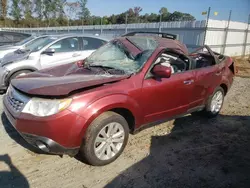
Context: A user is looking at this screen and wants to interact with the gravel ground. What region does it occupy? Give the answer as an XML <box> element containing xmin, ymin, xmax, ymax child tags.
<box><xmin>0</xmin><ymin>77</ymin><xmax>250</xmax><ymax>188</ymax></box>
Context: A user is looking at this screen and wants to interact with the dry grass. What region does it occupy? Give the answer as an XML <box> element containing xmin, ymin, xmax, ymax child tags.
<box><xmin>232</xmin><ymin>57</ymin><xmax>250</xmax><ymax>78</ymax></box>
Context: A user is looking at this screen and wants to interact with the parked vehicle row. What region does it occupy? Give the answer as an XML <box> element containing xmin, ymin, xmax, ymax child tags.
<box><xmin>2</xmin><ymin>32</ymin><xmax>235</xmax><ymax>166</ymax></box>
<box><xmin>0</xmin><ymin>34</ymin><xmax>48</xmax><ymax>59</ymax></box>
<box><xmin>0</xmin><ymin>34</ymin><xmax>109</xmax><ymax>92</ymax></box>
<box><xmin>0</xmin><ymin>31</ymin><xmax>31</xmax><ymax>46</ymax></box>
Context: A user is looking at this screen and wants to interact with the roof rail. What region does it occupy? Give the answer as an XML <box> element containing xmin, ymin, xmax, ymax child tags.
<box><xmin>123</xmin><ymin>31</ymin><xmax>177</xmax><ymax>40</ymax></box>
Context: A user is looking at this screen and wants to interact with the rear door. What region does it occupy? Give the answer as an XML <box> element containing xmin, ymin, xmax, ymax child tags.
<box><xmin>40</xmin><ymin>37</ymin><xmax>81</xmax><ymax>69</ymax></box>
<box><xmin>189</xmin><ymin>46</ymin><xmax>223</xmax><ymax>109</ymax></box>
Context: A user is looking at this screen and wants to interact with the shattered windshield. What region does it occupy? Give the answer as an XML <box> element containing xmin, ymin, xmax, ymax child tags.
<box><xmin>85</xmin><ymin>38</ymin><xmax>157</xmax><ymax>74</ymax></box>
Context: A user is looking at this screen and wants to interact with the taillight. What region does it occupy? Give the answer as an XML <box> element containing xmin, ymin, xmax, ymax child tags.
<box><xmin>229</xmin><ymin>62</ymin><xmax>235</xmax><ymax>74</ymax></box>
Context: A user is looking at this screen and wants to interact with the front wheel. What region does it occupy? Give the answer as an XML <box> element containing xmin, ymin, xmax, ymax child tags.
<box><xmin>80</xmin><ymin>111</ymin><xmax>129</xmax><ymax>166</ymax></box>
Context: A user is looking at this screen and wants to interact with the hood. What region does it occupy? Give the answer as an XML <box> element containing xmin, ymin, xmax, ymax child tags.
<box><xmin>0</xmin><ymin>50</ymin><xmax>30</xmax><ymax>65</ymax></box>
<box><xmin>11</xmin><ymin>63</ymin><xmax>130</xmax><ymax>96</ymax></box>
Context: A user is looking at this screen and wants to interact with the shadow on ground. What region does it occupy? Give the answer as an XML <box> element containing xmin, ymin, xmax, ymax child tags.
<box><xmin>106</xmin><ymin>114</ymin><xmax>250</xmax><ymax>188</ymax></box>
<box><xmin>0</xmin><ymin>154</ymin><xmax>29</xmax><ymax>188</ymax></box>
<box><xmin>1</xmin><ymin>113</ymin><xmax>52</xmax><ymax>155</ymax></box>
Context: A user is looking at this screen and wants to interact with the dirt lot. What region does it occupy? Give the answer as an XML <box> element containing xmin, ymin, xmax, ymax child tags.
<box><xmin>0</xmin><ymin>76</ymin><xmax>250</xmax><ymax>188</ymax></box>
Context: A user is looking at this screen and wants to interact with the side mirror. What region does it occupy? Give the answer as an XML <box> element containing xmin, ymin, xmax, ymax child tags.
<box><xmin>76</xmin><ymin>60</ymin><xmax>85</xmax><ymax>67</ymax></box>
<box><xmin>42</xmin><ymin>48</ymin><xmax>55</xmax><ymax>55</ymax></box>
<box><xmin>151</xmin><ymin>64</ymin><xmax>172</xmax><ymax>78</ymax></box>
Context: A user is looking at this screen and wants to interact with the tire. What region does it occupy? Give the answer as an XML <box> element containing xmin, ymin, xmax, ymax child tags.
<box><xmin>80</xmin><ymin>111</ymin><xmax>129</xmax><ymax>166</ymax></box>
<box><xmin>197</xmin><ymin>87</ymin><xmax>225</xmax><ymax>118</ymax></box>
<box><xmin>9</xmin><ymin>70</ymin><xmax>32</xmax><ymax>84</ymax></box>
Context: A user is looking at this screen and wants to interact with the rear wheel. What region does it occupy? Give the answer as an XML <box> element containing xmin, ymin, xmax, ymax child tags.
<box><xmin>80</xmin><ymin>111</ymin><xmax>129</xmax><ymax>166</ymax></box>
<box><xmin>193</xmin><ymin>87</ymin><xmax>224</xmax><ymax>118</ymax></box>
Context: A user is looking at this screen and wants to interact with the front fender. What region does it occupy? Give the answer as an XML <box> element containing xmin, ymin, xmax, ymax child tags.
<box><xmin>73</xmin><ymin>94</ymin><xmax>143</xmax><ymax>143</ymax></box>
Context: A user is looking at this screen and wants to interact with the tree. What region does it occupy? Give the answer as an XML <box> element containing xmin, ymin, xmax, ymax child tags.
<box><xmin>180</xmin><ymin>13</ymin><xmax>195</xmax><ymax>21</ymax></box>
<box><xmin>127</xmin><ymin>7</ymin><xmax>142</xmax><ymax>23</ymax></box>
<box><xmin>10</xmin><ymin>0</ymin><xmax>22</xmax><ymax>23</ymax></box>
<box><xmin>21</xmin><ymin>0</ymin><xmax>33</xmax><ymax>26</ymax></box>
<box><xmin>134</xmin><ymin>6</ymin><xmax>142</xmax><ymax>17</ymax></box>
<box><xmin>0</xmin><ymin>0</ymin><xmax>7</xmax><ymax>20</ymax></box>
<box><xmin>159</xmin><ymin>7</ymin><xmax>168</xmax><ymax>15</ymax></box>
<box><xmin>34</xmin><ymin>0</ymin><xmax>43</xmax><ymax>20</ymax></box>
<box><xmin>3</xmin><ymin>2</ymin><xmax>196</xmax><ymax>27</ymax></box>
<box><xmin>159</xmin><ymin>7</ymin><xmax>170</xmax><ymax>21</ymax></box>
<box><xmin>78</xmin><ymin>0</ymin><xmax>90</xmax><ymax>24</ymax></box>
<box><xmin>108</xmin><ymin>14</ymin><xmax>116</xmax><ymax>24</ymax></box>
<box><xmin>116</xmin><ymin>12</ymin><xmax>126</xmax><ymax>24</ymax></box>
<box><xmin>168</xmin><ymin>11</ymin><xmax>195</xmax><ymax>21</ymax></box>
<box><xmin>41</xmin><ymin>0</ymin><xmax>64</xmax><ymax>26</ymax></box>
<box><xmin>146</xmin><ymin>13</ymin><xmax>158</xmax><ymax>22</ymax></box>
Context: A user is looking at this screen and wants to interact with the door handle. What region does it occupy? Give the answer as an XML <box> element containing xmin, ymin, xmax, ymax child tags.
<box><xmin>72</xmin><ymin>53</ymin><xmax>81</xmax><ymax>57</ymax></box>
<box><xmin>183</xmin><ymin>79</ymin><xmax>194</xmax><ymax>85</ymax></box>
<box><xmin>215</xmin><ymin>71</ymin><xmax>222</xmax><ymax>76</ymax></box>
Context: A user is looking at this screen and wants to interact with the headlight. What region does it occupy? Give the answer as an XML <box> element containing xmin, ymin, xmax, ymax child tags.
<box><xmin>22</xmin><ymin>98</ymin><xmax>72</xmax><ymax>117</ymax></box>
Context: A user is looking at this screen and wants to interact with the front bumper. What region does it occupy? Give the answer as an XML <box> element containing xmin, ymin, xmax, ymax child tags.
<box><xmin>3</xmin><ymin>95</ymin><xmax>87</xmax><ymax>156</ymax></box>
<box><xmin>20</xmin><ymin>133</ymin><xmax>79</xmax><ymax>156</ymax></box>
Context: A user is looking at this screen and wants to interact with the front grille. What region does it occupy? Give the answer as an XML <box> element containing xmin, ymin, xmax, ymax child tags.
<box><xmin>7</xmin><ymin>94</ymin><xmax>25</xmax><ymax>112</ymax></box>
<box><xmin>6</xmin><ymin>85</ymin><xmax>30</xmax><ymax>112</ymax></box>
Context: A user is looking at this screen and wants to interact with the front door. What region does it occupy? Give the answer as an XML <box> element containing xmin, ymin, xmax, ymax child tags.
<box><xmin>141</xmin><ymin>51</ymin><xmax>195</xmax><ymax>124</ymax></box>
<box><xmin>40</xmin><ymin>37</ymin><xmax>81</xmax><ymax>69</ymax></box>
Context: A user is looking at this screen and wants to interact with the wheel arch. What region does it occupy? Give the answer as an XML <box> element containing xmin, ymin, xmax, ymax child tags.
<box><xmin>220</xmin><ymin>83</ymin><xmax>228</xmax><ymax>95</ymax></box>
<box><xmin>6</xmin><ymin>66</ymin><xmax>37</xmax><ymax>85</ymax></box>
<box><xmin>76</xmin><ymin>94</ymin><xmax>143</xmax><ymax>144</ymax></box>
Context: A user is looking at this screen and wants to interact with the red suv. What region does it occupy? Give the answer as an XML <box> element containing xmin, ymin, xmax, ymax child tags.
<box><xmin>3</xmin><ymin>32</ymin><xmax>235</xmax><ymax>166</ymax></box>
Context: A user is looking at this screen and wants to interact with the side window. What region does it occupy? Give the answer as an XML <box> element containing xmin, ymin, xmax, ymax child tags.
<box><xmin>49</xmin><ymin>38</ymin><xmax>79</xmax><ymax>53</ymax></box>
<box><xmin>82</xmin><ymin>37</ymin><xmax>106</xmax><ymax>50</ymax></box>
<box><xmin>190</xmin><ymin>46</ymin><xmax>217</xmax><ymax>69</ymax></box>
<box><xmin>154</xmin><ymin>52</ymin><xmax>189</xmax><ymax>74</ymax></box>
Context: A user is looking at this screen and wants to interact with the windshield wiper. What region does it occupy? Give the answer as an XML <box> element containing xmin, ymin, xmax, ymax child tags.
<box><xmin>15</xmin><ymin>48</ymin><xmax>30</xmax><ymax>54</ymax></box>
<box><xmin>84</xmin><ymin>64</ymin><xmax>126</xmax><ymax>75</ymax></box>
<box><xmin>88</xmin><ymin>64</ymin><xmax>116</xmax><ymax>70</ymax></box>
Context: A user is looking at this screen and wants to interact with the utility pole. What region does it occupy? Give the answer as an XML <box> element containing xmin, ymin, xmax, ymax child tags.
<box><xmin>100</xmin><ymin>17</ymin><xmax>103</xmax><ymax>34</ymax></box>
<box><xmin>68</xmin><ymin>18</ymin><xmax>70</xmax><ymax>32</ymax></box>
<box><xmin>82</xmin><ymin>17</ymin><xmax>84</xmax><ymax>33</ymax></box>
<box><xmin>203</xmin><ymin>7</ymin><xmax>211</xmax><ymax>46</ymax></box>
<box><xmin>242</xmin><ymin>14</ymin><xmax>250</xmax><ymax>57</ymax></box>
<box><xmin>125</xmin><ymin>13</ymin><xmax>128</xmax><ymax>34</ymax></box>
<box><xmin>159</xmin><ymin>12</ymin><xmax>162</xmax><ymax>32</ymax></box>
<box><xmin>221</xmin><ymin>10</ymin><xmax>232</xmax><ymax>54</ymax></box>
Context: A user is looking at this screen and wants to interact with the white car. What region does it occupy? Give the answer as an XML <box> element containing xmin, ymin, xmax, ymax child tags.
<box><xmin>0</xmin><ymin>35</ymin><xmax>48</xmax><ymax>59</ymax></box>
<box><xmin>0</xmin><ymin>34</ymin><xmax>109</xmax><ymax>91</ymax></box>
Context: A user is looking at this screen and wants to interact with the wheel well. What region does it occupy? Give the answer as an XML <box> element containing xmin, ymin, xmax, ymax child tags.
<box><xmin>220</xmin><ymin>84</ymin><xmax>228</xmax><ymax>95</ymax></box>
<box><xmin>7</xmin><ymin>69</ymin><xmax>34</xmax><ymax>85</ymax></box>
<box><xmin>111</xmin><ymin>108</ymin><xmax>135</xmax><ymax>132</ymax></box>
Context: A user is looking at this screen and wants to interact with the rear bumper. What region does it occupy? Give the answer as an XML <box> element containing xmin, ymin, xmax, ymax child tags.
<box><xmin>3</xmin><ymin>96</ymin><xmax>87</xmax><ymax>156</ymax></box>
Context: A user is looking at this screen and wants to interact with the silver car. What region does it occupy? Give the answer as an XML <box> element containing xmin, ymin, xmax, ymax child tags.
<box><xmin>0</xmin><ymin>35</ymin><xmax>48</xmax><ymax>59</ymax></box>
<box><xmin>0</xmin><ymin>34</ymin><xmax>109</xmax><ymax>91</ymax></box>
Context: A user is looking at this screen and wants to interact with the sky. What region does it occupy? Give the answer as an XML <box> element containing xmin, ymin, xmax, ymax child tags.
<box><xmin>70</xmin><ymin>0</ymin><xmax>250</xmax><ymax>23</ymax></box>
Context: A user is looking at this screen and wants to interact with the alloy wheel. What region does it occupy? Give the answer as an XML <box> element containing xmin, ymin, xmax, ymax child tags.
<box><xmin>94</xmin><ymin>122</ymin><xmax>125</xmax><ymax>160</ymax></box>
